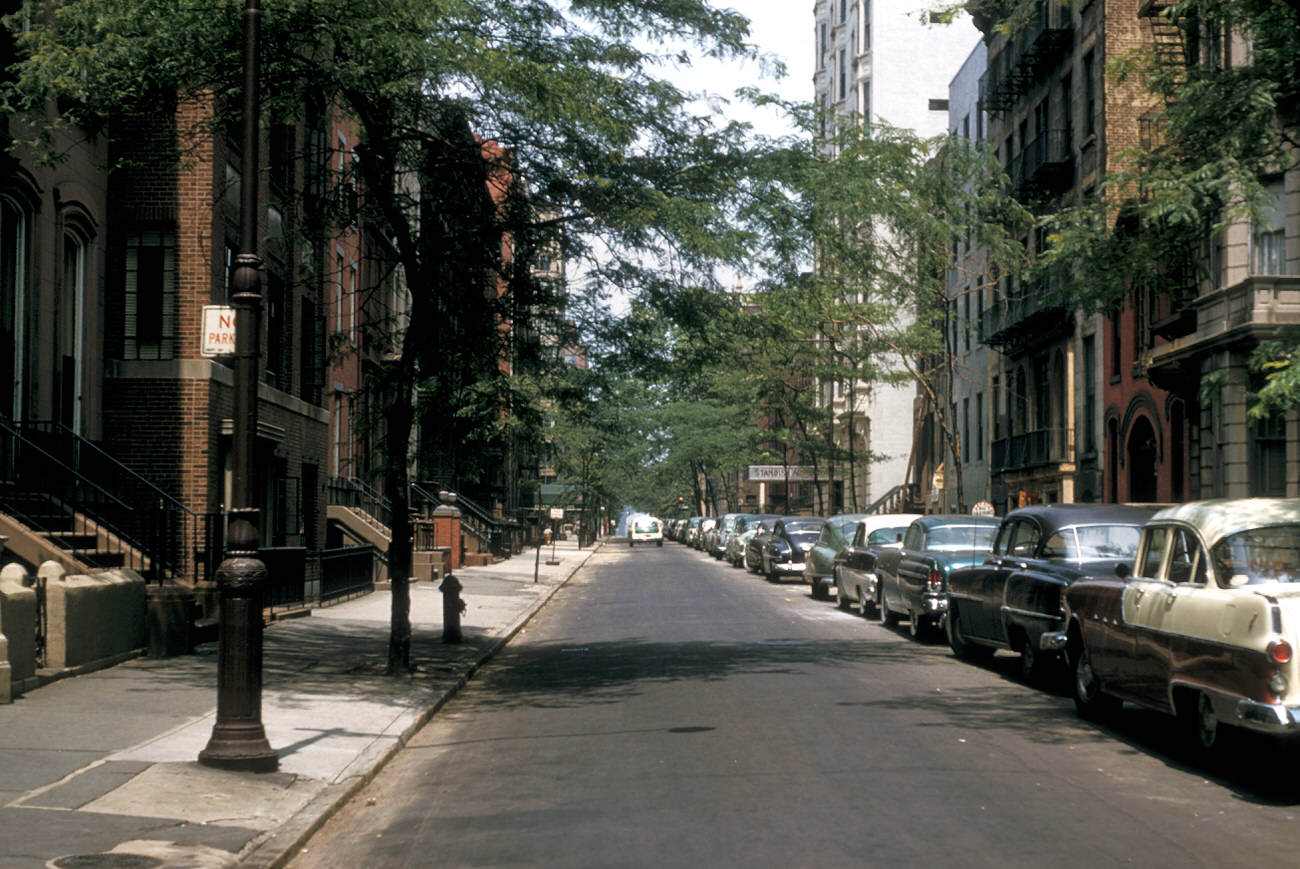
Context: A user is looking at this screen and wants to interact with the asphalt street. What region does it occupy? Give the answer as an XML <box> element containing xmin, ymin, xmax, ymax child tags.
<box><xmin>286</xmin><ymin>542</ymin><xmax>1300</xmax><ymax>869</ymax></box>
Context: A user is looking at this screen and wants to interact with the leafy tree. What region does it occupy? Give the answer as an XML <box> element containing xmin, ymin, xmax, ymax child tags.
<box><xmin>965</xmin><ymin>0</ymin><xmax>1300</xmax><ymax>417</ymax></box>
<box><xmin>4</xmin><ymin>0</ymin><xmax>782</xmax><ymax>671</ymax></box>
<box><xmin>747</xmin><ymin>111</ymin><xmax>1030</xmax><ymax>512</ymax></box>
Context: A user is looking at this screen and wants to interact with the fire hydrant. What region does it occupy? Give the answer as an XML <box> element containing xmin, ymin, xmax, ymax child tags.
<box><xmin>440</xmin><ymin>576</ymin><xmax>466</xmax><ymax>644</ymax></box>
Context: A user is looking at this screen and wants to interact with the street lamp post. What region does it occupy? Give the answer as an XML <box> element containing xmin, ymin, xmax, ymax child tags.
<box><xmin>199</xmin><ymin>0</ymin><xmax>278</xmax><ymax>773</ymax></box>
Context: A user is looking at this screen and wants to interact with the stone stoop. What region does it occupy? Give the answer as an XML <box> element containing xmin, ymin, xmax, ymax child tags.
<box><xmin>461</xmin><ymin>552</ymin><xmax>494</xmax><ymax>568</ymax></box>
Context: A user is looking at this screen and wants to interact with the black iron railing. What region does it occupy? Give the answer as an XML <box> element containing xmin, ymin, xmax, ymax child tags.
<box><xmin>991</xmin><ymin>427</ymin><xmax>1074</xmax><ymax>472</ymax></box>
<box><xmin>326</xmin><ymin>476</ymin><xmax>392</xmax><ymax>531</ymax></box>
<box><xmin>0</xmin><ymin>418</ymin><xmax>219</xmax><ymax>584</ymax></box>
<box><xmin>316</xmin><ymin>545</ymin><xmax>376</xmax><ymax>603</ymax></box>
<box><xmin>866</xmin><ymin>483</ymin><xmax>920</xmax><ymax>515</ymax></box>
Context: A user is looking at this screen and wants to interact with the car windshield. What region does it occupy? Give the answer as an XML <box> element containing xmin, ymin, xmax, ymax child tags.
<box><xmin>787</xmin><ymin>531</ymin><xmax>820</xmax><ymax>545</ymax></box>
<box><xmin>1212</xmin><ymin>524</ymin><xmax>1300</xmax><ymax>586</ymax></box>
<box><xmin>783</xmin><ymin>520</ymin><xmax>823</xmax><ymax>534</ymax></box>
<box><xmin>1050</xmin><ymin>525</ymin><xmax>1142</xmax><ymax>559</ymax></box>
<box><xmin>927</xmin><ymin>525</ymin><xmax>997</xmax><ymax>551</ymax></box>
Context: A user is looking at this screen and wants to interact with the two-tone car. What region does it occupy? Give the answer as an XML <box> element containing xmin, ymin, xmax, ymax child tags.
<box><xmin>726</xmin><ymin>514</ymin><xmax>778</xmax><ymax>567</ymax></box>
<box><xmin>761</xmin><ymin>516</ymin><xmax>826</xmax><ymax>582</ymax></box>
<box><xmin>745</xmin><ymin>518</ymin><xmax>781</xmax><ymax>573</ymax></box>
<box><xmin>945</xmin><ymin>504</ymin><xmax>1153</xmax><ymax>681</ymax></box>
<box><xmin>875</xmin><ymin>515</ymin><xmax>1000</xmax><ymax>639</ymax></box>
<box><xmin>830</xmin><ymin>514</ymin><xmax>921</xmax><ymax>614</ymax></box>
<box><xmin>804</xmin><ymin>513</ymin><xmax>870</xmax><ymax>601</ymax></box>
<box><xmin>1058</xmin><ymin>498</ymin><xmax>1300</xmax><ymax>754</ymax></box>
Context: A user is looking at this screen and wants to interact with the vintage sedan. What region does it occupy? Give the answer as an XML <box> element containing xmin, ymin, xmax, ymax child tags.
<box><xmin>726</xmin><ymin>514</ymin><xmax>779</xmax><ymax>567</ymax></box>
<box><xmin>1060</xmin><ymin>498</ymin><xmax>1300</xmax><ymax>754</ymax></box>
<box><xmin>832</xmin><ymin>514</ymin><xmax>921</xmax><ymax>615</ymax></box>
<box><xmin>945</xmin><ymin>504</ymin><xmax>1153</xmax><ymax>680</ymax></box>
<box><xmin>805</xmin><ymin>513</ymin><xmax>870</xmax><ymax>600</ymax></box>
<box><xmin>693</xmin><ymin>517</ymin><xmax>717</xmax><ymax>551</ymax></box>
<box><xmin>708</xmin><ymin>513</ymin><xmax>743</xmax><ymax>560</ymax></box>
<box><xmin>876</xmin><ymin>515</ymin><xmax>1000</xmax><ymax>639</ymax></box>
<box><xmin>761</xmin><ymin>517</ymin><xmax>826</xmax><ymax>582</ymax></box>
<box><xmin>745</xmin><ymin>518</ymin><xmax>781</xmax><ymax>573</ymax></box>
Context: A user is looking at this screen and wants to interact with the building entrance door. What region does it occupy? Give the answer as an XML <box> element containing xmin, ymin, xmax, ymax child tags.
<box><xmin>1126</xmin><ymin>416</ymin><xmax>1158</xmax><ymax>503</ymax></box>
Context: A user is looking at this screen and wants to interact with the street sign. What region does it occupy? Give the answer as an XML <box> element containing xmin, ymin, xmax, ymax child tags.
<box><xmin>747</xmin><ymin>465</ymin><xmax>817</xmax><ymax>482</ymax></box>
<box><xmin>201</xmin><ymin>306</ymin><xmax>237</xmax><ymax>357</ymax></box>
<box><xmin>548</xmin><ymin>507</ymin><xmax>564</xmax><ymax>519</ymax></box>
<box><xmin>971</xmin><ymin>500</ymin><xmax>995</xmax><ymax>518</ymax></box>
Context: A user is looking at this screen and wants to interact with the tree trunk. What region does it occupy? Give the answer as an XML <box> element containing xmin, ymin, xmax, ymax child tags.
<box><xmin>384</xmin><ymin>377</ymin><xmax>414</xmax><ymax>674</ymax></box>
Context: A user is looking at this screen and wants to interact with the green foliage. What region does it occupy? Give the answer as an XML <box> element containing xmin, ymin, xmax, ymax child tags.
<box><xmin>981</xmin><ymin>0</ymin><xmax>1300</xmax><ymax>414</ymax></box>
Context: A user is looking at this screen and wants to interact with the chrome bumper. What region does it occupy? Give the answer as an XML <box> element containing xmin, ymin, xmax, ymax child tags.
<box><xmin>1236</xmin><ymin>699</ymin><xmax>1300</xmax><ymax>732</ymax></box>
<box><xmin>773</xmin><ymin>561</ymin><xmax>806</xmax><ymax>574</ymax></box>
<box><xmin>922</xmin><ymin>596</ymin><xmax>948</xmax><ymax>614</ymax></box>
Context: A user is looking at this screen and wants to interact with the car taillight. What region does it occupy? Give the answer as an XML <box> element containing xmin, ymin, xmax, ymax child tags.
<box><xmin>926</xmin><ymin>569</ymin><xmax>942</xmax><ymax>592</ymax></box>
<box><xmin>1268</xmin><ymin>640</ymin><xmax>1293</xmax><ymax>665</ymax></box>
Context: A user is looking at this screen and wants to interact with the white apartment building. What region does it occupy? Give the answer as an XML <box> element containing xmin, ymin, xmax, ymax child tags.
<box><xmin>812</xmin><ymin>0</ymin><xmax>980</xmax><ymax>511</ymax></box>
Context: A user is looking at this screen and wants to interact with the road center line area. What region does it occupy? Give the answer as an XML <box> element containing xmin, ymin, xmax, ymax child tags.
<box><xmin>286</xmin><ymin>542</ymin><xmax>1300</xmax><ymax>869</ymax></box>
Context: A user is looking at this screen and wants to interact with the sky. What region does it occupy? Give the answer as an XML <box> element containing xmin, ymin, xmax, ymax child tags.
<box><xmin>667</xmin><ymin>1</ymin><xmax>815</xmax><ymax>140</ymax></box>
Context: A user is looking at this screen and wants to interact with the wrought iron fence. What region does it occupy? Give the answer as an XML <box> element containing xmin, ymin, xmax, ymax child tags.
<box><xmin>0</xmin><ymin>418</ymin><xmax>220</xmax><ymax>585</ymax></box>
<box><xmin>316</xmin><ymin>545</ymin><xmax>376</xmax><ymax>604</ymax></box>
<box><xmin>991</xmin><ymin>427</ymin><xmax>1074</xmax><ymax>472</ymax></box>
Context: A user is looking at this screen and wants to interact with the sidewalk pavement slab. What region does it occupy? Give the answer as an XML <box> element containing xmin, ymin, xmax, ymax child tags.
<box><xmin>0</xmin><ymin>537</ymin><xmax>602</xmax><ymax>869</ymax></box>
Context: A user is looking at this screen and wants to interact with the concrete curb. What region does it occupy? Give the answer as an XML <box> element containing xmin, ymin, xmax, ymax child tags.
<box><xmin>239</xmin><ymin>541</ymin><xmax>604</xmax><ymax>869</ymax></box>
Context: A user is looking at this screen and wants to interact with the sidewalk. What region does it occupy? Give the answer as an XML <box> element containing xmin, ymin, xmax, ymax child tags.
<box><xmin>0</xmin><ymin>536</ymin><xmax>602</xmax><ymax>869</ymax></box>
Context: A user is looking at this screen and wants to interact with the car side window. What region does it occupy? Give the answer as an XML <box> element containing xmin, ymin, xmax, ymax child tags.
<box><xmin>1138</xmin><ymin>526</ymin><xmax>1171</xmax><ymax>579</ymax></box>
<box><xmin>904</xmin><ymin>525</ymin><xmax>922</xmax><ymax>550</ymax></box>
<box><xmin>1009</xmin><ymin>522</ymin><xmax>1040</xmax><ymax>557</ymax></box>
<box><xmin>1041</xmin><ymin>530</ymin><xmax>1074</xmax><ymax>559</ymax></box>
<box><xmin>1168</xmin><ymin>528</ymin><xmax>1208</xmax><ymax>585</ymax></box>
<box><xmin>993</xmin><ymin>522</ymin><xmax>1016</xmax><ymax>555</ymax></box>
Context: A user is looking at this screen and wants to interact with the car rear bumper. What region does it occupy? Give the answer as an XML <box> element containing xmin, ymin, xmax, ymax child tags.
<box><xmin>1236</xmin><ymin>699</ymin><xmax>1300</xmax><ymax>734</ymax></box>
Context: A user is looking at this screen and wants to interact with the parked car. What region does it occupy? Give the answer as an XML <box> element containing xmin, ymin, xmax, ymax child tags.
<box><xmin>945</xmin><ymin>504</ymin><xmax>1153</xmax><ymax>680</ymax></box>
<box><xmin>805</xmin><ymin>513</ymin><xmax>870</xmax><ymax>600</ymax></box>
<box><xmin>745</xmin><ymin>518</ymin><xmax>781</xmax><ymax>573</ymax></box>
<box><xmin>684</xmin><ymin>516</ymin><xmax>704</xmax><ymax>547</ymax></box>
<box><xmin>876</xmin><ymin>515</ymin><xmax>1000</xmax><ymax>638</ymax></box>
<box><xmin>727</xmin><ymin>514</ymin><xmax>779</xmax><ymax>567</ymax></box>
<box><xmin>1058</xmin><ymin>498</ymin><xmax>1300</xmax><ymax>754</ymax></box>
<box><xmin>832</xmin><ymin>514</ymin><xmax>922</xmax><ymax>615</ymax></box>
<box><xmin>627</xmin><ymin>513</ymin><xmax>663</xmax><ymax>547</ymax></box>
<box><xmin>708</xmin><ymin>513</ymin><xmax>742</xmax><ymax>559</ymax></box>
<box><xmin>762</xmin><ymin>517</ymin><xmax>826</xmax><ymax>582</ymax></box>
<box><xmin>694</xmin><ymin>517</ymin><xmax>717</xmax><ymax>550</ymax></box>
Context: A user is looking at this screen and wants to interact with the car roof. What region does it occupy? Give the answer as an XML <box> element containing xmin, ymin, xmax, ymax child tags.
<box><xmin>914</xmin><ymin>514</ymin><xmax>1001</xmax><ymax>528</ymax></box>
<box><xmin>1150</xmin><ymin>498</ymin><xmax>1300</xmax><ymax>548</ymax></box>
<box><xmin>1002</xmin><ymin>503</ymin><xmax>1157</xmax><ymax>537</ymax></box>
<box><xmin>855</xmin><ymin>514</ymin><xmax>922</xmax><ymax>533</ymax></box>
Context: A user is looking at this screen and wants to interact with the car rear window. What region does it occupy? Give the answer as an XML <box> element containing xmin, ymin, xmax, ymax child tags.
<box><xmin>927</xmin><ymin>525</ymin><xmax>997</xmax><ymax>550</ymax></box>
<box><xmin>1212</xmin><ymin>524</ymin><xmax>1300</xmax><ymax>586</ymax></box>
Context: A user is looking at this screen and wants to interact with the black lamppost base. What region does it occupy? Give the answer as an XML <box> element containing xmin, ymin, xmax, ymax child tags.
<box><xmin>198</xmin><ymin>509</ymin><xmax>278</xmax><ymax>773</ymax></box>
<box><xmin>199</xmin><ymin>724</ymin><xmax>279</xmax><ymax>772</ymax></box>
